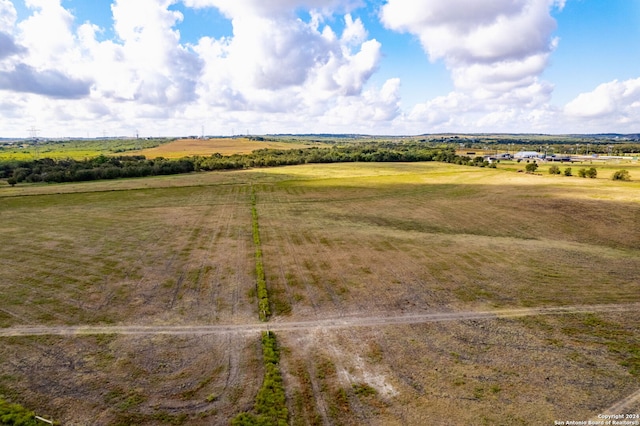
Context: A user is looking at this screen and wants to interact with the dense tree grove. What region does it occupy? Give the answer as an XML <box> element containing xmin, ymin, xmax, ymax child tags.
<box><xmin>1</xmin><ymin>144</ymin><xmax>480</xmax><ymax>185</ymax></box>
<box><xmin>0</xmin><ymin>155</ymin><xmax>194</xmax><ymax>184</ymax></box>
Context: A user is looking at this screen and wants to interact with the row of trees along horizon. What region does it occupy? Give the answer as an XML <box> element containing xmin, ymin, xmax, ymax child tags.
<box><xmin>0</xmin><ymin>144</ymin><xmax>468</xmax><ymax>185</ymax></box>
<box><xmin>1</xmin><ymin>139</ymin><xmax>637</xmax><ymax>186</ymax></box>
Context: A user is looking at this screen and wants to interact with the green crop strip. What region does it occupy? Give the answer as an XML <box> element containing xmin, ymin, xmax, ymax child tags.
<box><xmin>231</xmin><ymin>332</ymin><xmax>288</xmax><ymax>426</ymax></box>
<box><xmin>251</xmin><ymin>187</ymin><xmax>270</xmax><ymax>322</ymax></box>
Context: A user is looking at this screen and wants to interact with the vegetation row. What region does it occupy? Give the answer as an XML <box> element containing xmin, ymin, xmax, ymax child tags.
<box><xmin>231</xmin><ymin>332</ymin><xmax>288</xmax><ymax>426</ymax></box>
<box><xmin>252</xmin><ymin>188</ymin><xmax>270</xmax><ymax>322</ymax></box>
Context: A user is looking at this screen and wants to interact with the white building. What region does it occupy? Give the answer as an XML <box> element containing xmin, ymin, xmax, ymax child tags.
<box><xmin>514</xmin><ymin>151</ymin><xmax>542</xmax><ymax>159</ymax></box>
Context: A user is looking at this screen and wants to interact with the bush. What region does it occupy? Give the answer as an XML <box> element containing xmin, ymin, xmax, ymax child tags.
<box><xmin>612</xmin><ymin>170</ymin><xmax>631</xmax><ymax>181</ymax></box>
<box><xmin>564</xmin><ymin>167</ymin><xmax>572</xmax><ymax>176</ymax></box>
<box><xmin>585</xmin><ymin>167</ymin><xmax>597</xmax><ymax>178</ymax></box>
<box><xmin>525</xmin><ymin>162</ymin><xmax>538</xmax><ymax>173</ymax></box>
<box><xmin>0</xmin><ymin>398</ymin><xmax>38</xmax><ymax>426</ymax></box>
<box><xmin>578</xmin><ymin>168</ymin><xmax>587</xmax><ymax>178</ymax></box>
<box><xmin>548</xmin><ymin>165</ymin><xmax>561</xmax><ymax>175</ymax></box>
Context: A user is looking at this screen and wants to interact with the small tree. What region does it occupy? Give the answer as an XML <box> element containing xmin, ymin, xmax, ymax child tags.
<box><xmin>7</xmin><ymin>177</ymin><xmax>17</xmax><ymax>187</ymax></box>
<box><xmin>578</xmin><ymin>168</ymin><xmax>587</xmax><ymax>178</ymax></box>
<box><xmin>549</xmin><ymin>165</ymin><xmax>561</xmax><ymax>175</ymax></box>
<box><xmin>612</xmin><ymin>170</ymin><xmax>631</xmax><ymax>181</ymax></box>
<box><xmin>585</xmin><ymin>167</ymin><xmax>597</xmax><ymax>178</ymax></box>
<box><xmin>525</xmin><ymin>162</ymin><xmax>538</xmax><ymax>173</ymax></box>
<box><xmin>564</xmin><ymin>167</ymin><xmax>572</xmax><ymax>176</ymax></box>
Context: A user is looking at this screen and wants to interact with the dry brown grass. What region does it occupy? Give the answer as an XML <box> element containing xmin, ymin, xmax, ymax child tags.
<box><xmin>1</xmin><ymin>162</ymin><xmax>638</xmax><ymax>424</ymax></box>
<box><xmin>131</xmin><ymin>137</ymin><xmax>321</xmax><ymax>159</ymax></box>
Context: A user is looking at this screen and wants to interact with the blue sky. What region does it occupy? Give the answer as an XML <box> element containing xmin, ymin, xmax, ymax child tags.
<box><xmin>1</xmin><ymin>0</ymin><xmax>639</xmax><ymax>137</ymax></box>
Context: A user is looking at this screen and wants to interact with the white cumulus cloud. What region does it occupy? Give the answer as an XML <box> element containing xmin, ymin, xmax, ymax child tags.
<box><xmin>380</xmin><ymin>0</ymin><xmax>563</xmax><ymax>111</ymax></box>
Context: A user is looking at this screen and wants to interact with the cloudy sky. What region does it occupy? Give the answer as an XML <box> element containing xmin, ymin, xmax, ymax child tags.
<box><xmin>1</xmin><ymin>0</ymin><xmax>639</xmax><ymax>138</ymax></box>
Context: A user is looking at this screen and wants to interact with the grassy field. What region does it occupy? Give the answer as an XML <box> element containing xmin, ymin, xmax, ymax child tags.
<box><xmin>0</xmin><ymin>138</ymin><xmax>164</xmax><ymax>161</ymax></box>
<box><xmin>131</xmin><ymin>137</ymin><xmax>325</xmax><ymax>159</ymax></box>
<box><xmin>0</xmin><ymin>136</ymin><xmax>325</xmax><ymax>162</ymax></box>
<box><xmin>0</xmin><ymin>161</ymin><xmax>639</xmax><ymax>424</ymax></box>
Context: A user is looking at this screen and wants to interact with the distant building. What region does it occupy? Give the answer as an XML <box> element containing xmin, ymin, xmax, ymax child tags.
<box><xmin>514</xmin><ymin>151</ymin><xmax>542</xmax><ymax>159</ymax></box>
<box><xmin>546</xmin><ymin>154</ymin><xmax>572</xmax><ymax>162</ymax></box>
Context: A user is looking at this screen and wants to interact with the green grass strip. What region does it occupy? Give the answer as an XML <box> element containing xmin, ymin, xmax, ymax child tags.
<box><xmin>231</xmin><ymin>332</ymin><xmax>288</xmax><ymax>426</ymax></box>
<box><xmin>251</xmin><ymin>188</ymin><xmax>270</xmax><ymax>322</ymax></box>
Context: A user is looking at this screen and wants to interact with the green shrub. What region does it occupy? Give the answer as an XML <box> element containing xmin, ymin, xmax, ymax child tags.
<box><xmin>612</xmin><ymin>170</ymin><xmax>631</xmax><ymax>181</ymax></box>
<box><xmin>564</xmin><ymin>167</ymin><xmax>572</xmax><ymax>176</ymax></box>
<box><xmin>548</xmin><ymin>165</ymin><xmax>561</xmax><ymax>175</ymax></box>
<box><xmin>525</xmin><ymin>162</ymin><xmax>538</xmax><ymax>173</ymax></box>
<box><xmin>231</xmin><ymin>332</ymin><xmax>288</xmax><ymax>426</ymax></box>
<box><xmin>0</xmin><ymin>398</ymin><xmax>38</xmax><ymax>426</ymax></box>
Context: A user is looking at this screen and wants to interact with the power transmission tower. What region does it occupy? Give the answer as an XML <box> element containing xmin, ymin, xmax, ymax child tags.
<box><xmin>28</xmin><ymin>126</ymin><xmax>40</xmax><ymax>159</ymax></box>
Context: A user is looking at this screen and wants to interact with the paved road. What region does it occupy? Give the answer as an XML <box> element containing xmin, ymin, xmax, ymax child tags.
<box><xmin>1</xmin><ymin>302</ymin><xmax>638</xmax><ymax>337</ymax></box>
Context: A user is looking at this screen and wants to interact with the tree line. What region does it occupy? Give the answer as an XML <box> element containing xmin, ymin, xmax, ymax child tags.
<box><xmin>1</xmin><ymin>144</ymin><xmax>486</xmax><ymax>186</ymax></box>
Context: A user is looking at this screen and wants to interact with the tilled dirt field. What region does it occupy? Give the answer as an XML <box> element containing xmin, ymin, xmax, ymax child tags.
<box><xmin>1</xmin><ymin>163</ymin><xmax>639</xmax><ymax>425</ymax></box>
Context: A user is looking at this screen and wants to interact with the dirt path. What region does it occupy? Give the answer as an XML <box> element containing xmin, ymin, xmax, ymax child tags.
<box><xmin>589</xmin><ymin>388</ymin><xmax>640</xmax><ymax>422</ymax></box>
<box><xmin>1</xmin><ymin>302</ymin><xmax>637</xmax><ymax>337</ymax></box>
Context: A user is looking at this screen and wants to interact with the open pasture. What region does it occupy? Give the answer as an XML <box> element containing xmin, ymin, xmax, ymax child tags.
<box><xmin>0</xmin><ymin>138</ymin><xmax>163</xmax><ymax>161</ymax></box>
<box><xmin>0</xmin><ymin>162</ymin><xmax>639</xmax><ymax>424</ymax></box>
<box><xmin>131</xmin><ymin>137</ymin><xmax>324</xmax><ymax>159</ymax></box>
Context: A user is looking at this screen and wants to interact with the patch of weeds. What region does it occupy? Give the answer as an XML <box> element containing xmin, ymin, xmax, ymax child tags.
<box><xmin>453</xmin><ymin>377</ymin><xmax>466</xmax><ymax>386</ymax></box>
<box><xmin>0</xmin><ymin>310</ymin><xmax>13</xmax><ymax>327</ymax></box>
<box><xmin>352</xmin><ymin>383</ymin><xmax>377</xmax><ymax>397</ymax></box>
<box><xmin>228</xmin><ymin>386</ymin><xmax>243</xmax><ymax>405</ymax></box>
<box><xmin>285</xmin><ymin>272</ymin><xmax>301</xmax><ymax>288</ymax></box>
<box><xmin>180</xmin><ymin>374</ymin><xmax>215</xmax><ymax>400</ymax></box>
<box><xmin>247</xmin><ymin>287</ymin><xmax>256</xmax><ymax>299</ymax></box>
<box><xmin>117</xmin><ymin>391</ymin><xmax>146</xmax><ymax>410</ymax></box>
<box><xmin>366</xmin><ymin>341</ymin><xmax>384</xmax><ymax>364</ymax></box>
<box><xmin>290</xmin><ymin>360</ymin><xmax>321</xmax><ymax>426</ymax></box>
<box><xmin>473</xmin><ymin>386</ymin><xmax>485</xmax><ymax>400</ymax></box>
<box><xmin>560</xmin><ymin>314</ymin><xmax>640</xmax><ymax>376</ymax></box>
<box><xmin>0</xmin><ymin>397</ymin><xmax>39</xmax><ymax>426</ymax></box>
<box><xmin>94</xmin><ymin>333</ymin><xmax>117</xmax><ymax>345</ymax></box>
<box><xmin>328</xmin><ymin>388</ymin><xmax>350</xmax><ymax>421</ymax></box>
<box><xmin>106</xmin><ymin>387</ymin><xmax>147</xmax><ymax>413</ymax></box>
<box><xmin>315</xmin><ymin>358</ymin><xmax>336</xmax><ymax>382</ymax></box>
<box><xmin>454</xmin><ymin>286</ymin><xmax>485</xmax><ymax>303</ymax></box>
<box><xmin>152</xmin><ymin>411</ymin><xmax>189</xmax><ymax>425</ymax></box>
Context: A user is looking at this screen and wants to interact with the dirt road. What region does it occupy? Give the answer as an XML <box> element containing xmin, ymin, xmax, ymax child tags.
<box><xmin>1</xmin><ymin>302</ymin><xmax>637</xmax><ymax>337</ymax></box>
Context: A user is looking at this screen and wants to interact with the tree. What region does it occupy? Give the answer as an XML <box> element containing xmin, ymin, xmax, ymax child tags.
<box><xmin>612</xmin><ymin>170</ymin><xmax>631</xmax><ymax>181</ymax></box>
<box><xmin>578</xmin><ymin>168</ymin><xmax>587</xmax><ymax>178</ymax></box>
<box><xmin>549</xmin><ymin>165</ymin><xmax>561</xmax><ymax>175</ymax></box>
<box><xmin>7</xmin><ymin>177</ymin><xmax>17</xmax><ymax>187</ymax></box>
<box><xmin>585</xmin><ymin>167</ymin><xmax>597</xmax><ymax>178</ymax></box>
<box><xmin>525</xmin><ymin>162</ymin><xmax>538</xmax><ymax>173</ymax></box>
<box><xmin>564</xmin><ymin>167</ymin><xmax>572</xmax><ymax>176</ymax></box>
